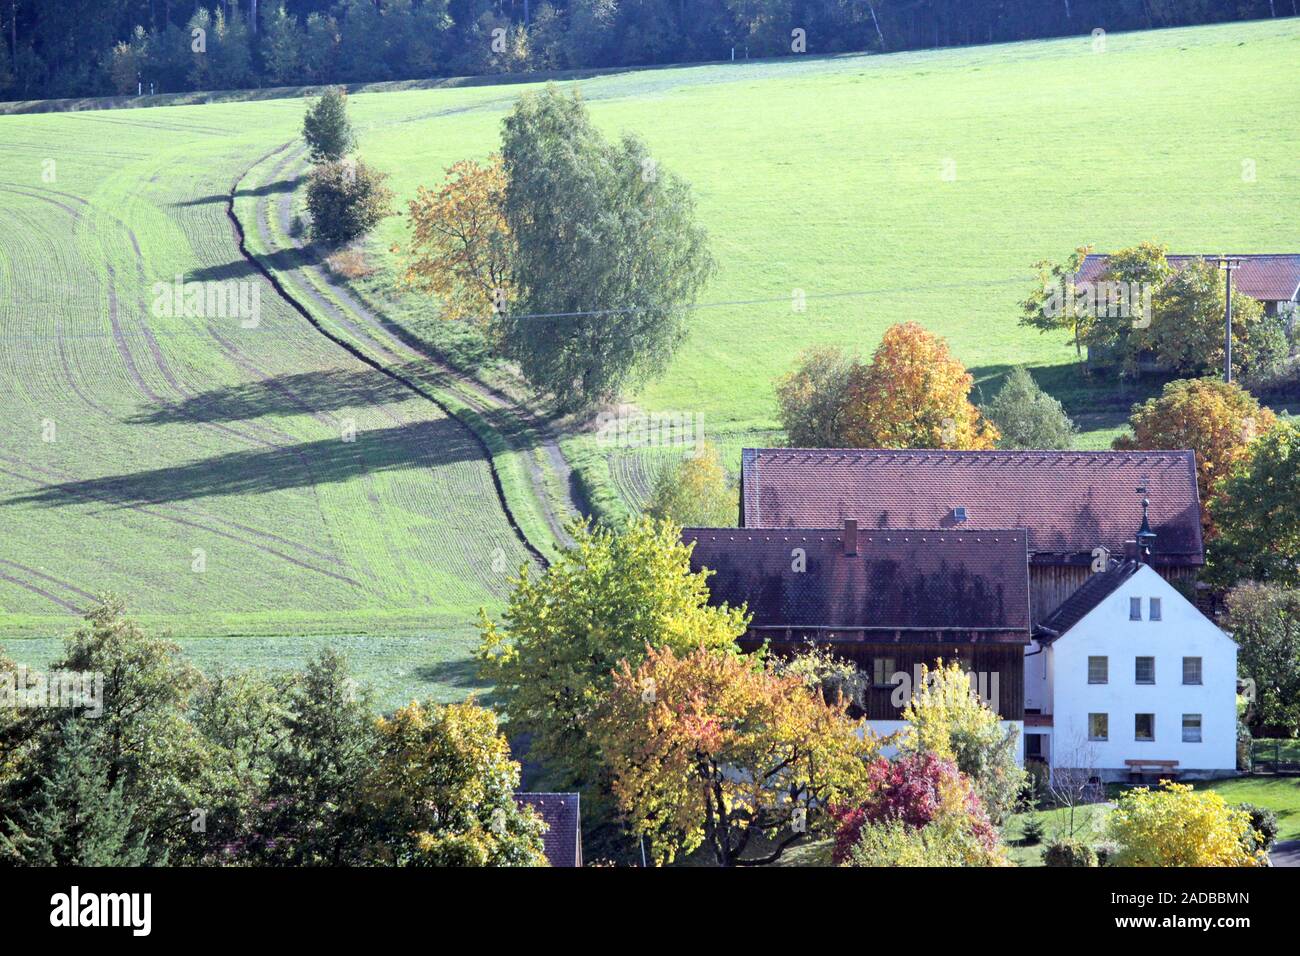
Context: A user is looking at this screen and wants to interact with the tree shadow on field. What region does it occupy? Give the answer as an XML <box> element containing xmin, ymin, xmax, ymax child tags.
<box><xmin>969</xmin><ymin>360</ymin><xmax>1169</xmax><ymax>434</ymax></box>
<box><xmin>3</xmin><ymin>419</ymin><xmax>483</xmax><ymax>508</ymax></box>
<box><xmin>413</xmin><ymin>659</ymin><xmax>498</xmax><ymax>707</ymax></box>
<box><xmin>186</xmin><ymin>246</ymin><xmax>317</xmax><ymax>283</ymax></box>
<box><xmin>174</xmin><ymin>176</ymin><xmax>306</xmax><ymax>207</ymax></box>
<box><xmin>129</xmin><ymin>364</ymin><xmax>425</xmax><ymax>426</ymax></box>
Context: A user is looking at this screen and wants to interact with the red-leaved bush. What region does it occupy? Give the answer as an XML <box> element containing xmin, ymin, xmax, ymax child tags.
<box><xmin>830</xmin><ymin>752</ymin><xmax>997</xmax><ymax>865</ymax></box>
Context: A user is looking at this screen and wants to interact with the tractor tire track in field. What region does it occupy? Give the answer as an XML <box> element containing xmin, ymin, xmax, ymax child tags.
<box><xmin>225</xmin><ymin>144</ymin><xmax>550</xmax><ymax>566</ymax></box>
<box><xmin>258</xmin><ymin>144</ymin><xmax>585</xmax><ymax>550</ymax></box>
<box><xmin>0</xmin><ymin>182</ymin><xmax>360</xmax><ymax>580</ymax></box>
<box><xmin>0</xmin><ymin>558</ymin><xmax>97</xmax><ymax>611</ymax></box>
<box><xmin>0</xmin><ymin>456</ymin><xmax>361</xmax><ymax>587</ymax></box>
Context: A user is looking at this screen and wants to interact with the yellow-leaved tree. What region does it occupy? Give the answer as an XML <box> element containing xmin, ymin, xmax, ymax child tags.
<box><xmin>395</xmin><ymin>156</ymin><xmax>513</xmax><ymax>325</ymax></box>
<box><xmin>1107</xmin><ymin>781</ymin><xmax>1267</xmax><ymax>867</ymax></box>
<box><xmin>643</xmin><ymin>442</ymin><xmax>737</xmax><ymax>527</ymax></box>
<box><xmin>595</xmin><ymin>644</ymin><xmax>878</xmax><ymax>867</ymax></box>
<box><xmin>843</xmin><ymin>322</ymin><xmax>998</xmax><ymax>449</ymax></box>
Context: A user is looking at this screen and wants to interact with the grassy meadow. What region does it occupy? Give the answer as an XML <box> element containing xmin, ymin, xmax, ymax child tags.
<box><xmin>1</xmin><ymin>19</ymin><xmax>1297</xmax><ymax>703</ymax></box>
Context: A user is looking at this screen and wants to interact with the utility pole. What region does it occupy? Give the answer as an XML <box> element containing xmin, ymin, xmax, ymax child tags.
<box><xmin>1218</xmin><ymin>256</ymin><xmax>1241</xmax><ymax>384</ymax></box>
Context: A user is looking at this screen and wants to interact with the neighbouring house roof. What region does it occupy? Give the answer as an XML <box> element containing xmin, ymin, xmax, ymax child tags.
<box><xmin>739</xmin><ymin>449</ymin><xmax>1204</xmax><ymax>567</ymax></box>
<box><xmin>1076</xmin><ymin>253</ymin><xmax>1300</xmax><ymax>303</ymax></box>
<box><xmin>514</xmin><ymin>793</ymin><xmax>581</xmax><ymax>867</ymax></box>
<box><xmin>682</xmin><ymin>526</ymin><xmax>1031</xmax><ymax>641</ymax></box>
<box><xmin>1032</xmin><ymin>560</ymin><xmax>1142</xmax><ymax>642</ymax></box>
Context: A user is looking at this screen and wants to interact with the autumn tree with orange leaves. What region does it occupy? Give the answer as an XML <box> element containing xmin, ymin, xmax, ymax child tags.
<box><xmin>1113</xmin><ymin>378</ymin><xmax>1276</xmax><ymax>536</ymax></box>
<box><xmin>842</xmin><ymin>322</ymin><xmax>998</xmax><ymax>450</ymax></box>
<box><xmin>594</xmin><ymin>645</ymin><xmax>877</xmax><ymax>867</ymax></box>
<box><xmin>395</xmin><ymin>156</ymin><xmax>513</xmax><ymax>325</ymax></box>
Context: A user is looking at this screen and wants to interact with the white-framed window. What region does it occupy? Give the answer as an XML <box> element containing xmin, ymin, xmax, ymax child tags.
<box><xmin>1088</xmin><ymin>656</ymin><xmax>1108</xmax><ymax>684</ymax></box>
<box><xmin>1183</xmin><ymin>656</ymin><xmax>1203</xmax><ymax>685</ymax></box>
<box><xmin>1135</xmin><ymin>713</ymin><xmax>1155</xmax><ymax>741</ymax></box>
<box><xmin>1182</xmin><ymin>714</ymin><xmax>1202</xmax><ymax>743</ymax></box>
<box><xmin>1088</xmin><ymin>713</ymin><xmax>1109</xmax><ymax>741</ymax></box>
<box><xmin>1129</xmin><ymin>597</ymin><xmax>1142</xmax><ymax>621</ymax></box>
<box><xmin>1135</xmin><ymin>656</ymin><xmax>1155</xmax><ymax>685</ymax></box>
<box><xmin>1149</xmin><ymin>597</ymin><xmax>1162</xmax><ymax>621</ymax></box>
<box><xmin>872</xmin><ymin>658</ymin><xmax>896</xmax><ymax>688</ymax></box>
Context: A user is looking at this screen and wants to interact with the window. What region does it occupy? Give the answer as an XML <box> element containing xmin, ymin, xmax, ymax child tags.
<box><xmin>1183</xmin><ymin>714</ymin><xmax>1202</xmax><ymax>743</ymax></box>
<box><xmin>1135</xmin><ymin>656</ymin><xmax>1155</xmax><ymax>684</ymax></box>
<box><xmin>1149</xmin><ymin>597</ymin><xmax>1162</xmax><ymax>621</ymax></box>
<box><xmin>1183</xmin><ymin>657</ymin><xmax>1203</xmax><ymax>685</ymax></box>
<box><xmin>1025</xmin><ymin>734</ymin><xmax>1044</xmax><ymax>758</ymax></box>
<box><xmin>1135</xmin><ymin>713</ymin><xmax>1155</xmax><ymax>741</ymax></box>
<box><xmin>1130</xmin><ymin>597</ymin><xmax>1142</xmax><ymax>620</ymax></box>
<box><xmin>872</xmin><ymin>658</ymin><xmax>896</xmax><ymax>688</ymax></box>
<box><xmin>1088</xmin><ymin>656</ymin><xmax>1108</xmax><ymax>684</ymax></box>
<box><xmin>1088</xmin><ymin>713</ymin><xmax>1109</xmax><ymax>741</ymax></box>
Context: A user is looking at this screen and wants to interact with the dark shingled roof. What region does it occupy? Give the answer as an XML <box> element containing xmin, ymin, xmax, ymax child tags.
<box><xmin>1077</xmin><ymin>253</ymin><xmax>1300</xmax><ymax>303</ymax></box>
<box><xmin>740</xmin><ymin>449</ymin><xmax>1203</xmax><ymax>567</ymax></box>
<box><xmin>514</xmin><ymin>793</ymin><xmax>581</xmax><ymax>867</ymax></box>
<box><xmin>682</xmin><ymin>527</ymin><xmax>1030</xmax><ymax>641</ymax></box>
<box><xmin>1034</xmin><ymin>560</ymin><xmax>1142</xmax><ymax>642</ymax></box>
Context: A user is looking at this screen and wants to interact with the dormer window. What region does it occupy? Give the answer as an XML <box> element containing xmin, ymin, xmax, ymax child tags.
<box><xmin>952</xmin><ymin>506</ymin><xmax>967</xmax><ymax>523</ymax></box>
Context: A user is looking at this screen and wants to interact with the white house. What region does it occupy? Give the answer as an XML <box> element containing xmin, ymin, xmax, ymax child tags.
<box><xmin>1024</xmin><ymin>560</ymin><xmax>1237</xmax><ymax>781</ymax></box>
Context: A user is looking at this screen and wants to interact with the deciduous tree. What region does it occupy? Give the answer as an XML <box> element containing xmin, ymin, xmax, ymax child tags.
<box><xmin>842</xmin><ymin>323</ymin><xmax>998</xmax><ymax>450</ymax></box>
<box><xmin>774</xmin><ymin>345</ymin><xmax>858</xmax><ymax>448</ymax></box>
<box><xmin>306</xmin><ymin>157</ymin><xmax>394</xmax><ymax>247</ymax></box>
<box><xmin>643</xmin><ymin>442</ymin><xmax>736</xmax><ymax>527</ymax></box>
<box><xmin>595</xmin><ymin>645</ymin><xmax>877</xmax><ymax>866</ymax></box>
<box><xmin>981</xmin><ymin>365</ymin><xmax>1076</xmax><ymax>449</ymax></box>
<box><xmin>1224</xmin><ymin>582</ymin><xmax>1300</xmax><ymax>737</ymax></box>
<box><xmin>1113</xmin><ymin>378</ymin><xmax>1275</xmax><ymax>535</ymax></box>
<box><xmin>396</xmin><ymin>156</ymin><xmax>513</xmax><ymax>325</ymax></box>
<box><xmin>302</xmin><ymin>85</ymin><xmax>355</xmax><ymax>162</ymax></box>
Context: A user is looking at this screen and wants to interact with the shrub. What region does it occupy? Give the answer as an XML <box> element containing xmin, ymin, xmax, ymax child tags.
<box><xmin>981</xmin><ymin>366</ymin><xmax>1076</xmax><ymax>449</ymax></box>
<box><xmin>306</xmin><ymin>158</ymin><xmax>394</xmax><ymax>247</ymax></box>
<box><xmin>1094</xmin><ymin>841</ymin><xmax>1121</xmax><ymax>867</ymax></box>
<box><xmin>1107</xmin><ymin>782</ymin><xmax>1266</xmax><ymax>867</ymax></box>
<box><xmin>845</xmin><ymin>819</ymin><xmax>966</xmax><ymax>867</ymax></box>
<box><xmin>302</xmin><ymin>86</ymin><xmax>355</xmax><ymax>162</ymax></box>
<box><xmin>1043</xmin><ymin>838</ymin><xmax>1097</xmax><ymax>867</ymax></box>
<box><xmin>642</xmin><ymin>442</ymin><xmax>736</xmax><ymax>527</ymax></box>
<box><xmin>1236</xmin><ymin>803</ymin><xmax>1279</xmax><ymax>852</ymax></box>
<box><xmin>1021</xmin><ymin>813</ymin><xmax>1046</xmax><ymax>846</ymax></box>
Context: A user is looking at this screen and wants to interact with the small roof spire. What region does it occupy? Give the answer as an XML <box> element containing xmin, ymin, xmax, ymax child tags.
<box><xmin>1135</xmin><ymin>491</ymin><xmax>1156</xmax><ymax>564</ymax></box>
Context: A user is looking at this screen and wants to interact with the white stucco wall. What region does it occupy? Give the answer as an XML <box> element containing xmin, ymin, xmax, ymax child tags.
<box><xmin>1046</xmin><ymin>565</ymin><xmax>1236</xmax><ymax>777</ymax></box>
<box><xmin>1024</xmin><ymin>641</ymin><xmax>1048</xmax><ymax>711</ymax></box>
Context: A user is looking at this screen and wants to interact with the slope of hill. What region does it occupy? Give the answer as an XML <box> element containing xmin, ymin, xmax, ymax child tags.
<box><xmin>1</xmin><ymin>19</ymin><xmax>1297</xmax><ymax>704</ymax></box>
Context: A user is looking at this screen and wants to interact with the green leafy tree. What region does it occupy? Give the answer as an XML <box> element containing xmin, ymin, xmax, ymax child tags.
<box><xmin>1019</xmin><ymin>245</ymin><xmax>1095</xmax><ymax>363</ymax></box>
<box><xmin>260</xmin><ymin>4</ymin><xmax>302</xmax><ymax>85</ymax></box>
<box><xmin>1208</xmin><ymin>419</ymin><xmax>1300</xmax><ymax>588</ymax></box>
<box><xmin>643</xmin><ymin>442</ymin><xmax>736</xmax><ymax>527</ymax></box>
<box><xmin>302</xmin><ymin>85</ymin><xmax>355</xmax><ymax>162</ymax></box>
<box><xmin>774</xmin><ymin>345</ymin><xmax>858</xmax><ymax>447</ymax></box>
<box><xmin>1224</xmin><ymin>583</ymin><xmax>1300</xmax><ymax>736</ymax></box>
<box><xmin>499</xmin><ymin>86</ymin><xmax>715</xmax><ymax>410</ymax></box>
<box><xmin>306</xmin><ymin>157</ymin><xmax>394</xmax><ymax>246</ymax></box>
<box><xmin>477</xmin><ymin>518</ymin><xmax>748</xmax><ymax>809</ymax></box>
<box><xmin>301</xmin><ymin>12</ymin><xmax>340</xmax><ymax>83</ymax></box>
<box><xmin>363</xmin><ymin>700</ymin><xmax>548</xmax><ymax>866</ymax></box>
<box><xmin>208</xmin><ymin>6</ymin><xmax>254</xmax><ymax>90</ymax></box>
<box><xmin>981</xmin><ymin>366</ymin><xmax>1076</xmax><ymax>449</ymax></box>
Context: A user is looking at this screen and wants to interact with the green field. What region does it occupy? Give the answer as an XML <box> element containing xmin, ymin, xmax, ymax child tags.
<box><xmin>2</xmin><ymin>19</ymin><xmax>1297</xmax><ymax>703</ymax></box>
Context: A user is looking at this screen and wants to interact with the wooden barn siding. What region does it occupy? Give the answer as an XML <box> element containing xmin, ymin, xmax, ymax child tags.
<box><xmin>746</xmin><ymin>640</ymin><xmax>1025</xmax><ymax>721</ymax></box>
<box><xmin>1030</xmin><ymin>565</ymin><xmax>1198</xmax><ymax>623</ymax></box>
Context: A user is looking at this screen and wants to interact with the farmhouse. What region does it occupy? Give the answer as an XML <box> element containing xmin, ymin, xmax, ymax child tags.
<box><xmin>1076</xmin><ymin>253</ymin><xmax>1300</xmax><ymax>319</ymax></box>
<box><xmin>513</xmin><ymin>792</ymin><xmax>582</xmax><ymax>867</ymax></box>
<box><xmin>688</xmin><ymin>447</ymin><xmax>1235</xmax><ymax>780</ymax></box>
<box><xmin>738</xmin><ymin>448</ymin><xmax>1203</xmax><ymax>622</ymax></box>
<box><xmin>681</xmin><ymin>526</ymin><xmax>1031</xmax><ymax>741</ymax></box>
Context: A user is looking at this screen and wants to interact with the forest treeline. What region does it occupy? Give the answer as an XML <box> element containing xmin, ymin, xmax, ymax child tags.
<box><xmin>0</xmin><ymin>1</ymin><xmax>1292</xmax><ymax>102</ymax></box>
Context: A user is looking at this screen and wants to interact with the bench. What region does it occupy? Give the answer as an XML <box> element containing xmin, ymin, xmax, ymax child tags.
<box><xmin>1124</xmin><ymin>759</ymin><xmax>1180</xmax><ymax>781</ymax></box>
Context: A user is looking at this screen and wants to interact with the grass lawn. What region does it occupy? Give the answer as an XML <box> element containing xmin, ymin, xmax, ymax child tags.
<box><xmin>1005</xmin><ymin>775</ymin><xmax>1300</xmax><ymax>866</ymax></box>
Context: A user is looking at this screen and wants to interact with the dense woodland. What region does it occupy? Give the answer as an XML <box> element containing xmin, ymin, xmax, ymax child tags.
<box><xmin>0</xmin><ymin>1</ymin><xmax>1293</xmax><ymax>101</ymax></box>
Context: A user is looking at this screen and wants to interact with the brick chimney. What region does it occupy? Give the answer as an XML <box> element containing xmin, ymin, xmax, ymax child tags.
<box><xmin>843</xmin><ymin>519</ymin><xmax>858</xmax><ymax>556</ymax></box>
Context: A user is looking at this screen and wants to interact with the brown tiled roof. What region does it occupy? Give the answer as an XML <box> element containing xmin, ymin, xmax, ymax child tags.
<box><xmin>1076</xmin><ymin>253</ymin><xmax>1300</xmax><ymax>303</ymax></box>
<box><xmin>682</xmin><ymin>527</ymin><xmax>1030</xmax><ymax>641</ymax></box>
<box><xmin>740</xmin><ymin>449</ymin><xmax>1203</xmax><ymax>566</ymax></box>
<box><xmin>513</xmin><ymin>793</ymin><xmax>581</xmax><ymax>867</ymax></box>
